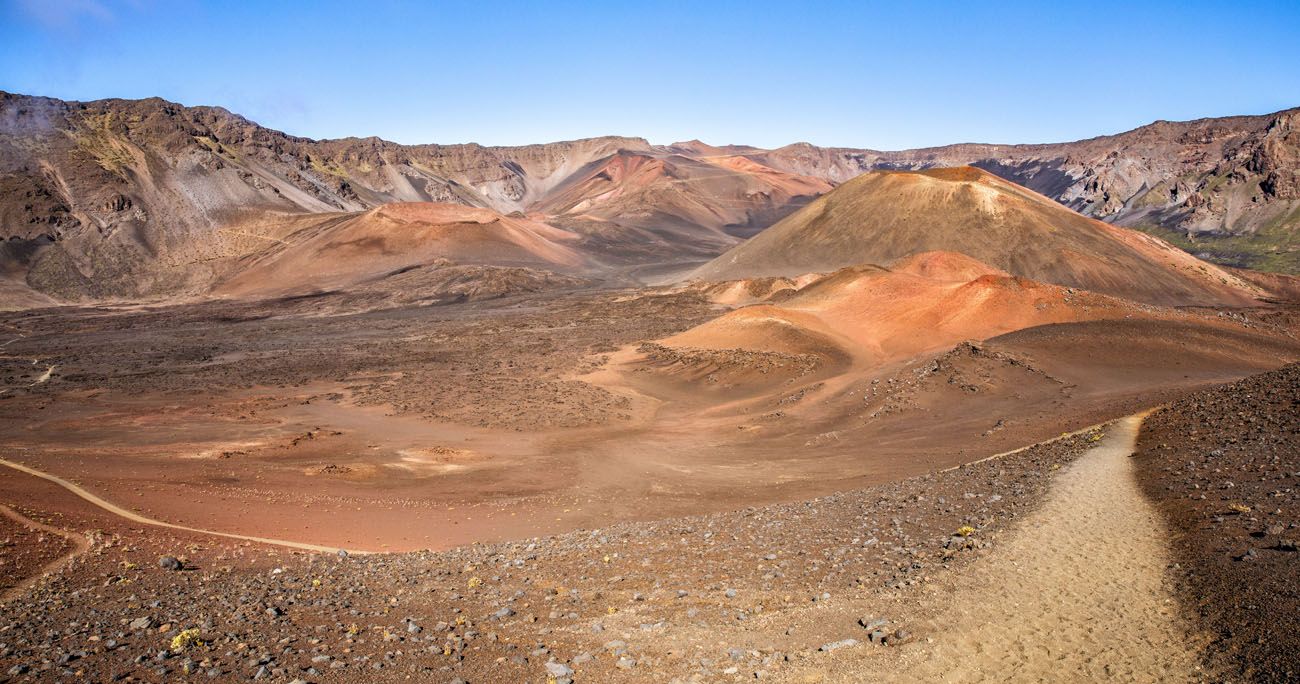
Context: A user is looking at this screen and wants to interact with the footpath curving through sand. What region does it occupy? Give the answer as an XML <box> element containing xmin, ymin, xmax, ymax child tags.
<box><xmin>810</xmin><ymin>413</ymin><xmax>1204</xmax><ymax>682</ymax></box>
<box><xmin>0</xmin><ymin>503</ymin><xmax>90</xmax><ymax>603</ymax></box>
<box><xmin>0</xmin><ymin>457</ymin><xmax>358</xmax><ymax>555</ymax></box>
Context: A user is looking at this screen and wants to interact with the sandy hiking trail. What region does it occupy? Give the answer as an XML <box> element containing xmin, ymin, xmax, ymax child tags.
<box><xmin>0</xmin><ymin>503</ymin><xmax>91</xmax><ymax>603</ymax></box>
<box><xmin>0</xmin><ymin>457</ymin><xmax>357</xmax><ymax>555</ymax></box>
<box><xmin>799</xmin><ymin>413</ymin><xmax>1204</xmax><ymax>683</ymax></box>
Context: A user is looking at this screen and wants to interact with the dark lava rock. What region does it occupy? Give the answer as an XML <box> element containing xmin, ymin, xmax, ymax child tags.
<box><xmin>1134</xmin><ymin>363</ymin><xmax>1300</xmax><ymax>683</ymax></box>
<box><xmin>158</xmin><ymin>556</ymin><xmax>182</xmax><ymax>571</ymax></box>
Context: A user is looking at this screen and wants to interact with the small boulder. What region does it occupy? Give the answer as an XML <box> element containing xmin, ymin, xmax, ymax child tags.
<box><xmin>545</xmin><ymin>662</ymin><xmax>574</xmax><ymax>677</ymax></box>
<box><xmin>820</xmin><ymin>639</ymin><xmax>859</xmax><ymax>652</ymax></box>
<box><xmin>858</xmin><ymin>617</ymin><xmax>889</xmax><ymax>631</ymax></box>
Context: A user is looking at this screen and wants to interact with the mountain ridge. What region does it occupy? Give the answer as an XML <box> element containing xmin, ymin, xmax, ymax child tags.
<box><xmin>2</xmin><ymin>91</ymin><xmax>1299</xmax><ymax>305</ymax></box>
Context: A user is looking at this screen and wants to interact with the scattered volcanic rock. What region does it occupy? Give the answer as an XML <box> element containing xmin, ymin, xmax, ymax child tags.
<box><xmin>1133</xmin><ymin>363</ymin><xmax>1300</xmax><ymax>683</ymax></box>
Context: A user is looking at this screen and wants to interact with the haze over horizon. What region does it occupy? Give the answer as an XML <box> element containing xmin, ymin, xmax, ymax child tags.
<box><xmin>3</xmin><ymin>0</ymin><xmax>1298</xmax><ymax>149</ymax></box>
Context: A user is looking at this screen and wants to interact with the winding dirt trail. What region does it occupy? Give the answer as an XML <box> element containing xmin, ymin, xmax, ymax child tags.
<box><xmin>0</xmin><ymin>457</ymin><xmax>359</xmax><ymax>555</ymax></box>
<box><xmin>812</xmin><ymin>413</ymin><xmax>1204</xmax><ymax>682</ymax></box>
<box><xmin>0</xmin><ymin>503</ymin><xmax>90</xmax><ymax>603</ymax></box>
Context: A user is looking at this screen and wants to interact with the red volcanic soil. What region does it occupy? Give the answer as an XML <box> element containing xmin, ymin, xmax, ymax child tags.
<box><xmin>693</xmin><ymin>166</ymin><xmax>1268</xmax><ymax>307</ymax></box>
<box><xmin>667</xmin><ymin>251</ymin><xmax>1165</xmax><ymax>367</ymax></box>
<box><xmin>0</xmin><ymin>248</ymin><xmax>1297</xmax><ymax>684</ymax></box>
<box><xmin>0</xmin><ymin>284</ymin><xmax>1294</xmax><ymax>554</ymax></box>
<box><xmin>1232</xmin><ymin>266</ymin><xmax>1300</xmax><ymax>301</ymax></box>
<box><xmin>215</xmin><ymin>202</ymin><xmax>593</xmax><ymax>298</ymax></box>
<box><xmin>889</xmin><ymin>250</ymin><xmax>1009</xmax><ymax>281</ymax></box>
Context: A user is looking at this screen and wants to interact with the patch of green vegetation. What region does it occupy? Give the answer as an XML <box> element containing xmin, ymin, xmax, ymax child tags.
<box><xmin>1130</xmin><ymin>206</ymin><xmax>1300</xmax><ymax>274</ymax></box>
<box><xmin>1131</xmin><ymin>181</ymin><xmax>1170</xmax><ymax>210</ymax></box>
<box><xmin>65</xmin><ymin>111</ymin><xmax>135</xmax><ymax>177</ymax></box>
<box><xmin>1200</xmin><ymin>172</ymin><xmax>1231</xmax><ymax>194</ymax></box>
<box><xmin>192</xmin><ymin>135</ymin><xmax>244</xmax><ymax>162</ymax></box>
<box><xmin>310</xmin><ymin>156</ymin><xmax>348</xmax><ymax>178</ymax></box>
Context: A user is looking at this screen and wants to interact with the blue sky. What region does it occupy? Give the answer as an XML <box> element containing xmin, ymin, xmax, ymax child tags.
<box><xmin>2</xmin><ymin>0</ymin><xmax>1298</xmax><ymax>149</ymax></box>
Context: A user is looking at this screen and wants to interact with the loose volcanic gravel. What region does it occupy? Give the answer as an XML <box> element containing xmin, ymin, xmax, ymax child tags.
<box><xmin>1134</xmin><ymin>362</ymin><xmax>1300</xmax><ymax>683</ymax></box>
<box><xmin>0</xmin><ymin>508</ymin><xmax>76</xmax><ymax>598</ymax></box>
<box><xmin>0</xmin><ymin>426</ymin><xmax>1104</xmax><ymax>683</ymax></box>
<box><xmin>0</xmin><ymin>287</ymin><xmax>721</xmax><ymax>431</ymax></box>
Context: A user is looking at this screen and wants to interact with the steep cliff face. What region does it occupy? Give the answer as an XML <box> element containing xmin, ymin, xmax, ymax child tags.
<box><xmin>0</xmin><ymin>93</ymin><xmax>657</xmax><ymax>300</ymax></box>
<box><xmin>1</xmin><ymin>91</ymin><xmax>1298</xmax><ymax>305</ymax></box>
<box><xmin>0</xmin><ymin>92</ymin><xmax>658</xmax><ymax>218</ymax></box>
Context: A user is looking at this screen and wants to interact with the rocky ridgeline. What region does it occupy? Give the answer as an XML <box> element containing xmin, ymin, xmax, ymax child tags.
<box><xmin>0</xmin><ymin>427</ymin><xmax>1103</xmax><ymax>682</ymax></box>
<box><xmin>3</xmin><ymin>91</ymin><xmax>1299</xmax><ymax>304</ymax></box>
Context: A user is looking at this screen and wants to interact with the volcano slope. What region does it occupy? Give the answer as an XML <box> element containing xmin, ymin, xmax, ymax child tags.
<box><xmin>601</xmin><ymin>247</ymin><xmax>1300</xmax><ymax>490</ymax></box>
<box><xmin>534</xmin><ymin>151</ymin><xmax>832</xmax><ymax>265</ymax></box>
<box><xmin>211</xmin><ymin>202</ymin><xmax>595</xmax><ymax>299</ymax></box>
<box><xmin>694</xmin><ymin>166</ymin><xmax>1270</xmax><ymax>307</ymax></box>
<box><xmin>668</xmin><ymin>251</ymin><xmax>1155</xmax><ymax>368</ymax></box>
<box><xmin>0</xmin><ymin>92</ymin><xmax>836</xmax><ymax>305</ymax></box>
<box><xmin>12</xmin><ymin>91</ymin><xmax>1300</xmax><ymax>307</ymax></box>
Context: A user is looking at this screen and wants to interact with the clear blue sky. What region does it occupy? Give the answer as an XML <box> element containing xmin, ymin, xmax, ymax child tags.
<box><xmin>2</xmin><ymin>0</ymin><xmax>1298</xmax><ymax>149</ymax></box>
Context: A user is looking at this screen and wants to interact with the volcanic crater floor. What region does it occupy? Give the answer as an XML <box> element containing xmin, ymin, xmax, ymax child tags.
<box><xmin>0</xmin><ymin>285</ymin><xmax>1296</xmax><ymax>682</ymax></box>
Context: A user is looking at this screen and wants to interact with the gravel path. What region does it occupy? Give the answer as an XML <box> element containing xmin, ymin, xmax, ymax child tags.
<box><xmin>808</xmin><ymin>414</ymin><xmax>1203</xmax><ymax>682</ymax></box>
